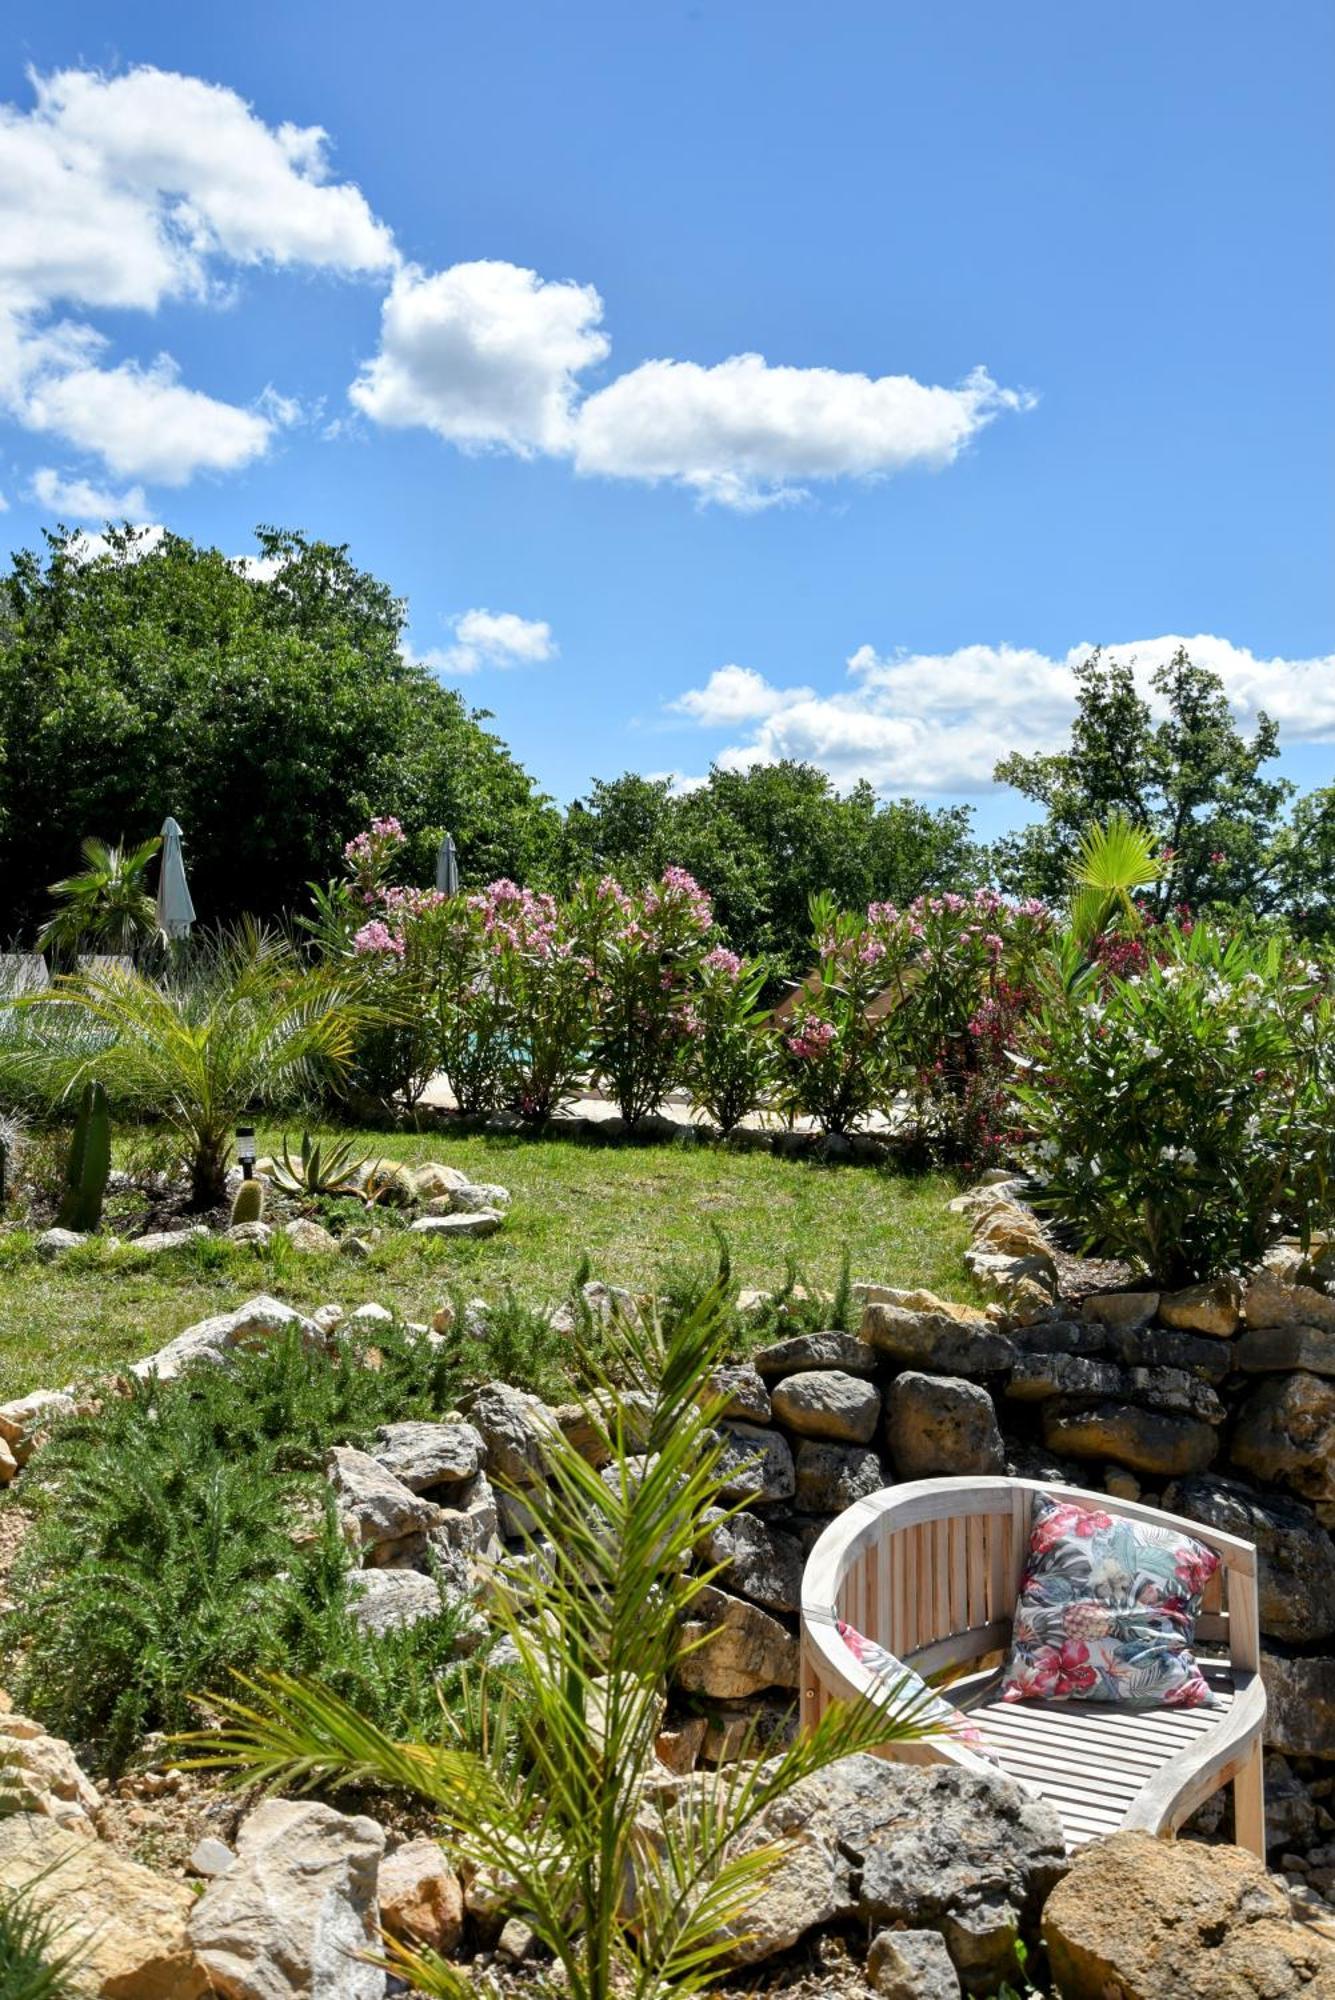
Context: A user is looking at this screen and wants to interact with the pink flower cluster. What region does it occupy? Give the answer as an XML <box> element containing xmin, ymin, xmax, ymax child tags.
<box><xmin>343</xmin><ymin>816</ymin><xmax>405</xmax><ymax>866</ymax></box>
<box><xmin>702</xmin><ymin>945</ymin><xmax>743</xmax><ymax>979</ymax></box>
<box><xmin>787</xmin><ymin>1016</ymin><xmax>837</xmax><ymax>1060</ymax></box>
<box><xmin>472</xmin><ymin>879</ymin><xmax>560</xmax><ymax>959</ymax></box>
<box><xmin>352</xmin><ymin>919</ymin><xmax>404</xmax><ymax>958</ymax></box>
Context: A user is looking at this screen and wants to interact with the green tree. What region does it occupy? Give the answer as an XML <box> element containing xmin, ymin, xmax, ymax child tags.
<box><xmin>0</xmin><ymin>526</ymin><xmax>560</xmax><ymax>935</ymax></box>
<box><xmin>993</xmin><ymin>647</ymin><xmax>1294</xmax><ymax>915</ymax></box>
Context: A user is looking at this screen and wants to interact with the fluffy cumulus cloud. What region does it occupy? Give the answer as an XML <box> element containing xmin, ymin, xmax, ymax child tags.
<box><xmin>572</xmin><ymin>360</ymin><xmax>1033</xmax><ymax>508</ymax></box>
<box><xmin>0</xmin><ymin>64</ymin><xmax>394</xmax><ymax>490</ymax></box>
<box><xmin>408</xmin><ymin>608</ymin><xmax>557</xmax><ymax>678</ymax></box>
<box><xmin>31</xmin><ymin>466</ymin><xmax>149</xmax><ymax>520</ymax></box>
<box><xmin>350</xmin><ymin>261</ymin><xmax>609</xmax><ymax>455</ymax></box>
<box><xmin>669</xmin><ymin>636</ymin><xmax>1335</xmax><ymax>794</ymax></box>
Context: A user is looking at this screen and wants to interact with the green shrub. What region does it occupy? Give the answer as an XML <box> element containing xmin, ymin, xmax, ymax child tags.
<box><xmin>684</xmin><ymin>949</ymin><xmax>777</xmax><ymax>1134</ymax></box>
<box><xmin>1011</xmin><ymin>924</ymin><xmax>1335</xmax><ymax>1281</ymax></box>
<box><xmin>1</xmin><ymin>1323</ymin><xmax>469</xmax><ymax>1771</ymax></box>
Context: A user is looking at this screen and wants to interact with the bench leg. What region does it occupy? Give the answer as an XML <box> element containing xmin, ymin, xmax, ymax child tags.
<box><xmin>1233</xmin><ymin>1739</ymin><xmax>1266</xmax><ymax>1861</ymax></box>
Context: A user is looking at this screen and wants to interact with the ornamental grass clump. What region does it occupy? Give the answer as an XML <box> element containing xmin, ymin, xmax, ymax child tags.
<box><xmin>1010</xmin><ymin>923</ymin><xmax>1335</xmax><ymax>1282</ymax></box>
<box><xmin>182</xmin><ymin>1289</ymin><xmax>936</xmax><ymax>2000</ymax></box>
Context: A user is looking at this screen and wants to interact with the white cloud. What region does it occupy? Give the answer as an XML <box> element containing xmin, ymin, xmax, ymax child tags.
<box><xmin>19</xmin><ymin>351</ymin><xmax>272</xmax><ymax>483</ymax></box>
<box><xmin>670</xmin><ymin>636</ymin><xmax>1335</xmax><ymax>794</ymax></box>
<box><xmin>65</xmin><ymin>522</ymin><xmax>166</xmax><ymax>564</ymax></box>
<box><xmin>350</xmin><ymin>261</ymin><xmax>609</xmax><ymax>454</ymax></box>
<box><xmin>31</xmin><ymin>465</ymin><xmax>149</xmax><ymax>519</ymax></box>
<box><xmin>0</xmin><ymin>64</ymin><xmax>395</xmax><ymax>493</ymax></box>
<box><xmin>573</xmin><ymin>359</ymin><xmax>1033</xmax><ymax>508</ymax></box>
<box><xmin>419</xmin><ymin>607</ymin><xmax>558</xmax><ymax>677</ymax></box>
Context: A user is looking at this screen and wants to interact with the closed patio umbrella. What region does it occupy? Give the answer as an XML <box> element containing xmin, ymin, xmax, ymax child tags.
<box><xmin>155</xmin><ymin>816</ymin><xmax>196</xmax><ymax>940</ymax></box>
<box><xmin>435</xmin><ymin>833</ymin><xmax>459</xmax><ymax>896</ymax></box>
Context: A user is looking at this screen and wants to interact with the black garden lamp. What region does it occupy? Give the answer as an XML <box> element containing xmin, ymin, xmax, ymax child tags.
<box><xmin>236</xmin><ymin>1125</ymin><xmax>257</xmax><ymax>1181</ymax></box>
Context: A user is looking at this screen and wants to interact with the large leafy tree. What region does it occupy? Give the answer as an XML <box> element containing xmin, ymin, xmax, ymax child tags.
<box><xmin>0</xmin><ymin>526</ymin><xmax>560</xmax><ymax>935</ymax></box>
<box><xmin>560</xmin><ymin>762</ymin><xmax>978</xmax><ymax>973</ymax></box>
<box><xmin>993</xmin><ymin>647</ymin><xmax>1296</xmax><ymax>916</ymax></box>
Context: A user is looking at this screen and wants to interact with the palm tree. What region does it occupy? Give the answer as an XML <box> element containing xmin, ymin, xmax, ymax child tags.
<box><xmin>181</xmin><ymin>1290</ymin><xmax>936</xmax><ymax>1999</ymax></box>
<box><xmin>1070</xmin><ymin>812</ymin><xmax>1164</xmax><ymax>947</ymax></box>
<box><xmin>12</xmin><ymin>925</ymin><xmax>372</xmax><ymax>1207</ymax></box>
<box><xmin>38</xmin><ymin>836</ymin><xmax>163</xmax><ymax>960</ymax></box>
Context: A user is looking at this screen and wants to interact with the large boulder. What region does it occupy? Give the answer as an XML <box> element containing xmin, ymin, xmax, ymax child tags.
<box><xmin>886</xmin><ymin>1372</ymin><xmax>1005</xmax><ymax>1478</ymax></box>
<box><xmin>189</xmin><ymin>1798</ymin><xmax>385</xmax><ymax>2000</ymax></box>
<box><xmin>0</xmin><ymin>1811</ymin><xmax>207</xmax><ymax>1996</ymax></box>
<box><xmin>1231</xmin><ymin>1372</ymin><xmax>1335</xmax><ymax>1504</ymax></box>
<box><xmin>700</xmin><ymin>1509</ymin><xmax>804</xmax><ymax>1613</ymax></box>
<box><xmin>467</xmin><ymin>1381</ymin><xmax>559</xmax><ymax>1488</ymax></box>
<box><xmin>1165</xmin><ymin>1474</ymin><xmax>1335</xmax><ymax>1645</ymax></box>
<box><xmin>370</xmin><ymin>1420</ymin><xmax>484</xmax><ymax>1491</ymax></box>
<box><xmin>1234</xmin><ymin>1324</ymin><xmax>1335</xmax><ymax>1377</ymax></box>
<box><xmin>673</xmin><ymin>1754</ymin><xmax>1065</xmax><ymax>1986</ymax></box>
<box><xmin>347</xmin><ymin>1568</ymin><xmax>443</xmax><ymax>1636</ymax></box>
<box><xmin>1041</xmin><ymin>1400</ymin><xmax>1217</xmax><ymax>1477</ymax></box>
<box><xmin>715</xmin><ymin>1423</ymin><xmax>795</xmax><ymax>1504</ymax></box>
<box><xmin>0</xmin><ymin>1712</ymin><xmax>100</xmax><ymax>1834</ymax></box>
<box><xmin>1157</xmin><ymin>1278</ymin><xmax>1243</xmax><ymax>1338</ymax></box>
<box><xmin>771</xmin><ymin>1369</ymin><xmax>882</xmax><ymax>1444</ymax></box>
<box><xmin>862</xmin><ymin>1299</ymin><xmax>1015</xmax><ymax>1377</ymax></box>
<box><xmin>1260</xmin><ymin>1651</ymin><xmax>1335</xmax><ymax>1759</ymax></box>
<box><xmin>132</xmin><ymin>1293</ymin><xmax>323</xmax><ymax>1382</ymax></box>
<box><xmin>752</xmin><ymin>1331</ymin><xmax>880</xmax><ymax>1380</ymax></box>
<box><xmin>674</xmin><ymin>1585</ymin><xmax>799</xmax><ymax>1698</ymax></box>
<box><xmin>702</xmin><ymin>1364</ymin><xmax>771</xmax><ymax>1423</ymax></box>
<box><xmin>1082</xmin><ymin>1290</ymin><xmax>1160</xmax><ymax>1333</ymax></box>
<box><xmin>868</xmin><ymin>1928</ymin><xmax>962</xmax><ymax>1999</ymax></box>
<box><xmin>794</xmin><ymin>1439</ymin><xmax>884</xmax><ymax>1513</ymax></box>
<box><xmin>1042</xmin><ymin>1828</ymin><xmax>1335</xmax><ymax>1999</ymax></box>
<box><xmin>1245</xmin><ymin>1268</ymin><xmax>1335</xmax><ymax>1334</ymax></box>
<box><xmin>324</xmin><ymin>1445</ymin><xmax>442</xmax><ymax>1560</ymax></box>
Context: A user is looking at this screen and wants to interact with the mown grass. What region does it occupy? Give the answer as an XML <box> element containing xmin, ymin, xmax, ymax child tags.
<box><xmin>0</xmin><ymin>1127</ymin><xmax>976</xmax><ymax>1399</ymax></box>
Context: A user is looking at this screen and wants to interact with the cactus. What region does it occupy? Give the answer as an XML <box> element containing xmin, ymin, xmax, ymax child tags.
<box><xmin>56</xmin><ymin>1080</ymin><xmax>111</xmax><ymax>1233</ymax></box>
<box><xmin>230</xmin><ymin>1177</ymin><xmax>266</xmax><ymax>1226</ymax></box>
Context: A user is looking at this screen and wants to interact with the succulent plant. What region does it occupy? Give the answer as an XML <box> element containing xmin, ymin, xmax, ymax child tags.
<box><xmin>230</xmin><ymin>1177</ymin><xmax>266</xmax><ymax>1226</ymax></box>
<box><xmin>269</xmin><ymin>1131</ymin><xmax>370</xmax><ymax>1204</ymax></box>
<box><xmin>56</xmin><ymin>1080</ymin><xmax>111</xmax><ymax>1233</ymax></box>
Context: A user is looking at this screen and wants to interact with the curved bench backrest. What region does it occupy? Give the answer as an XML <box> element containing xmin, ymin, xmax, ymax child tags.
<box><xmin>800</xmin><ymin>1476</ymin><xmax>1258</xmax><ymax>1730</ymax></box>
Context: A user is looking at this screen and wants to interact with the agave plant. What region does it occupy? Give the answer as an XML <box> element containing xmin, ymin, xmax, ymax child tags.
<box><xmin>179</xmin><ymin>1288</ymin><xmax>936</xmax><ymax>1999</ymax></box>
<box><xmin>269</xmin><ymin>1131</ymin><xmax>371</xmax><ymax>1204</ymax></box>
<box><xmin>5</xmin><ymin>924</ymin><xmax>375</xmax><ymax>1208</ymax></box>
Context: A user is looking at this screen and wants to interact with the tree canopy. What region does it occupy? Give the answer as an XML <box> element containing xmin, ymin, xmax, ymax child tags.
<box><xmin>0</xmin><ymin>526</ymin><xmax>558</xmax><ymax>935</ymax></box>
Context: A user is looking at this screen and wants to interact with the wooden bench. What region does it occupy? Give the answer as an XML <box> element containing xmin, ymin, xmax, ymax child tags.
<box><xmin>799</xmin><ymin>1475</ymin><xmax>1266</xmax><ymax>1857</ymax></box>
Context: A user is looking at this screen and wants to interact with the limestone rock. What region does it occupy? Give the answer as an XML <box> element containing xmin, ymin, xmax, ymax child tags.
<box><xmin>1157</xmin><ymin>1277</ymin><xmax>1242</xmax><ymax>1337</ymax></box>
<box><xmin>1041</xmin><ymin>1399</ymin><xmax>1217</xmax><ymax>1477</ymax></box>
<box><xmin>378</xmin><ymin>1836</ymin><xmax>464</xmax><ymax>1954</ymax></box>
<box><xmin>868</xmin><ymin>1927</ymin><xmax>961</xmax><ymax>1998</ymax></box>
<box><xmin>0</xmin><ymin>1810</ymin><xmax>206</xmax><ymax>1996</ymax></box>
<box><xmin>553</xmin><ymin>1390</ymin><xmax>655</xmax><ymax>1468</ymax></box>
<box><xmin>0</xmin><ymin>1711</ymin><xmax>100</xmax><ymax>1833</ymax></box>
<box><xmin>752</xmin><ymin>1330</ymin><xmax>880</xmax><ymax>1379</ymax></box>
<box><xmin>132</xmin><ymin>1293</ymin><xmax>322</xmax><ymax>1382</ymax></box>
<box><xmin>36</xmin><ymin>1226</ymin><xmax>85</xmax><ymax>1258</ymax></box>
<box><xmin>700</xmin><ymin>1509</ymin><xmax>804</xmax><ymax>1613</ymax></box>
<box><xmin>1234</xmin><ymin>1323</ymin><xmax>1335</xmax><ymax>1376</ymax></box>
<box><xmin>861</xmin><ymin>1299</ymin><xmax>1015</xmax><ymax>1376</ymax></box>
<box><xmin>1082</xmin><ymin>1290</ymin><xmax>1160</xmax><ymax>1333</ymax></box>
<box><xmin>1231</xmin><ymin>1372</ymin><xmax>1335</xmax><ymax>1503</ymax></box>
<box><xmin>371</xmin><ymin>1419</ymin><xmax>484</xmax><ymax>1491</ymax></box>
<box><xmin>1042</xmin><ymin>1827</ymin><xmax>1335</xmax><ymax>2000</ymax></box>
<box><xmin>227</xmin><ymin>1221</ymin><xmax>272</xmax><ymax>1244</ymax></box>
<box><xmin>1165</xmin><ymin>1474</ymin><xmax>1335</xmax><ymax>1644</ymax></box>
<box><xmin>450</xmin><ymin>1182</ymin><xmax>511</xmax><ymax>1213</ymax></box>
<box><xmin>1260</xmin><ymin>1651</ymin><xmax>1335</xmax><ymax>1758</ymax></box>
<box><xmin>674</xmin><ymin>1585</ymin><xmax>799</xmax><ymax>1698</ymax></box>
<box><xmin>413</xmin><ymin>1161</ymin><xmax>472</xmax><ymax>1198</ymax></box>
<box><xmin>1104</xmin><ymin>1322</ymin><xmax>1232</xmax><ymax>1381</ymax></box>
<box><xmin>771</xmin><ymin>1368</ymin><xmax>882</xmax><ymax>1444</ymax></box>
<box><xmin>702</xmin><ymin>1364</ymin><xmax>771</xmax><ymax>1423</ymax></box>
<box><xmin>1246</xmin><ymin>1267</ymin><xmax>1335</xmax><ymax>1334</ymax></box>
<box><xmin>886</xmin><ymin>1371</ymin><xmax>1005</xmax><ymax>1478</ymax></box>
<box><xmin>347</xmin><ymin>1568</ymin><xmax>443</xmax><ymax>1636</ymax></box>
<box><xmin>467</xmin><ymin>1381</ymin><xmax>559</xmax><ymax>1488</ymax></box>
<box><xmin>1006</xmin><ymin>1353</ymin><xmax>1126</xmax><ymax>1403</ymax></box>
<box><xmin>409</xmin><ymin>1209</ymin><xmax>503</xmax><ymax>1239</ymax></box>
<box><xmin>0</xmin><ymin>1386</ymin><xmax>77</xmax><ymax>1457</ymax></box>
<box><xmin>189</xmin><ymin>1798</ymin><xmax>385</xmax><ymax>1999</ymax></box>
<box><xmin>324</xmin><ymin>1445</ymin><xmax>442</xmax><ymax>1554</ymax></box>
<box><xmin>715</xmin><ymin>1422</ymin><xmax>795</xmax><ymax>1504</ymax></box>
<box><xmin>794</xmin><ymin>1439</ymin><xmax>884</xmax><ymax>1513</ymax></box>
<box><xmin>282</xmin><ymin>1218</ymin><xmax>338</xmax><ymax>1255</ymax></box>
<box><xmin>675</xmin><ymin>1753</ymin><xmax>1064</xmax><ymax>1976</ymax></box>
<box><xmin>133</xmin><ymin>1226</ymin><xmax>209</xmax><ymax>1255</ymax></box>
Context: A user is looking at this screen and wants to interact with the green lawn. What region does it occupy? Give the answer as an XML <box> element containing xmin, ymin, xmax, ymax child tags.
<box><xmin>0</xmin><ymin>1128</ymin><xmax>977</xmax><ymax>1400</ymax></box>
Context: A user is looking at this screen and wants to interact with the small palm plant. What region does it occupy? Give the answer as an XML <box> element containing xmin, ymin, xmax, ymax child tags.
<box><xmin>1070</xmin><ymin>812</ymin><xmax>1164</xmax><ymax>947</ymax></box>
<box><xmin>37</xmin><ymin>835</ymin><xmax>162</xmax><ymax>961</ymax></box>
<box><xmin>180</xmin><ymin>1290</ymin><xmax>936</xmax><ymax>1998</ymax></box>
<box><xmin>7</xmin><ymin>925</ymin><xmax>373</xmax><ymax>1207</ymax></box>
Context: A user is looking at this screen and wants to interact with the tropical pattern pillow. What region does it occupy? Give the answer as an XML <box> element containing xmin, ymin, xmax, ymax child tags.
<box><xmin>1000</xmin><ymin>1492</ymin><xmax>1220</xmax><ymax>1709</ymax></box>
<box><xmin>836</xmin><ymin>1618</ymin><xmax>998</xmax><ymax>1760</ymax></box>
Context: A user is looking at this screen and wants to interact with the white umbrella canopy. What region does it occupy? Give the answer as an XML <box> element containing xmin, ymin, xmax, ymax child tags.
<box><xmin>155</xmin><ymin>816</ymin><xmax>196</xmax><ymax>940</ymax></box>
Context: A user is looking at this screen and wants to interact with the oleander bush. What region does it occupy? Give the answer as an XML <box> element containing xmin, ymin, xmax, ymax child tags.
<box><xmin>1011</xmin><ymin>923</ymin><xmax>1335</xmax><ymax>1281</ymax></box>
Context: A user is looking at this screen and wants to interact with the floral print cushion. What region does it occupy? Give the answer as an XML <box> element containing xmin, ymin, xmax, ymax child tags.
<box><xmin>836</xmin><ymin>1618</ymin><xmax>998</xmax><ymax>1760</ymax></box>
<box><xmin>1000</xmin><ymin>1492</ymin><xmax>1220</xmax><ymax>1709</ymax></box>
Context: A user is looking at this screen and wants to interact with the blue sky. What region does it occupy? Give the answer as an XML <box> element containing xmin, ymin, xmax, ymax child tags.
<box><xmin>2</xmin><ymin>1</ymin><xmax>1331</xmax><ymax>834</ymax></box>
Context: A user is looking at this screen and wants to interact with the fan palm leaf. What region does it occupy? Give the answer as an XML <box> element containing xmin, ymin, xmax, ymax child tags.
<box><xmin>1071</xmin><ymin>812</ymin><xmax>1164</xmax><ymax>945</ymax></box>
